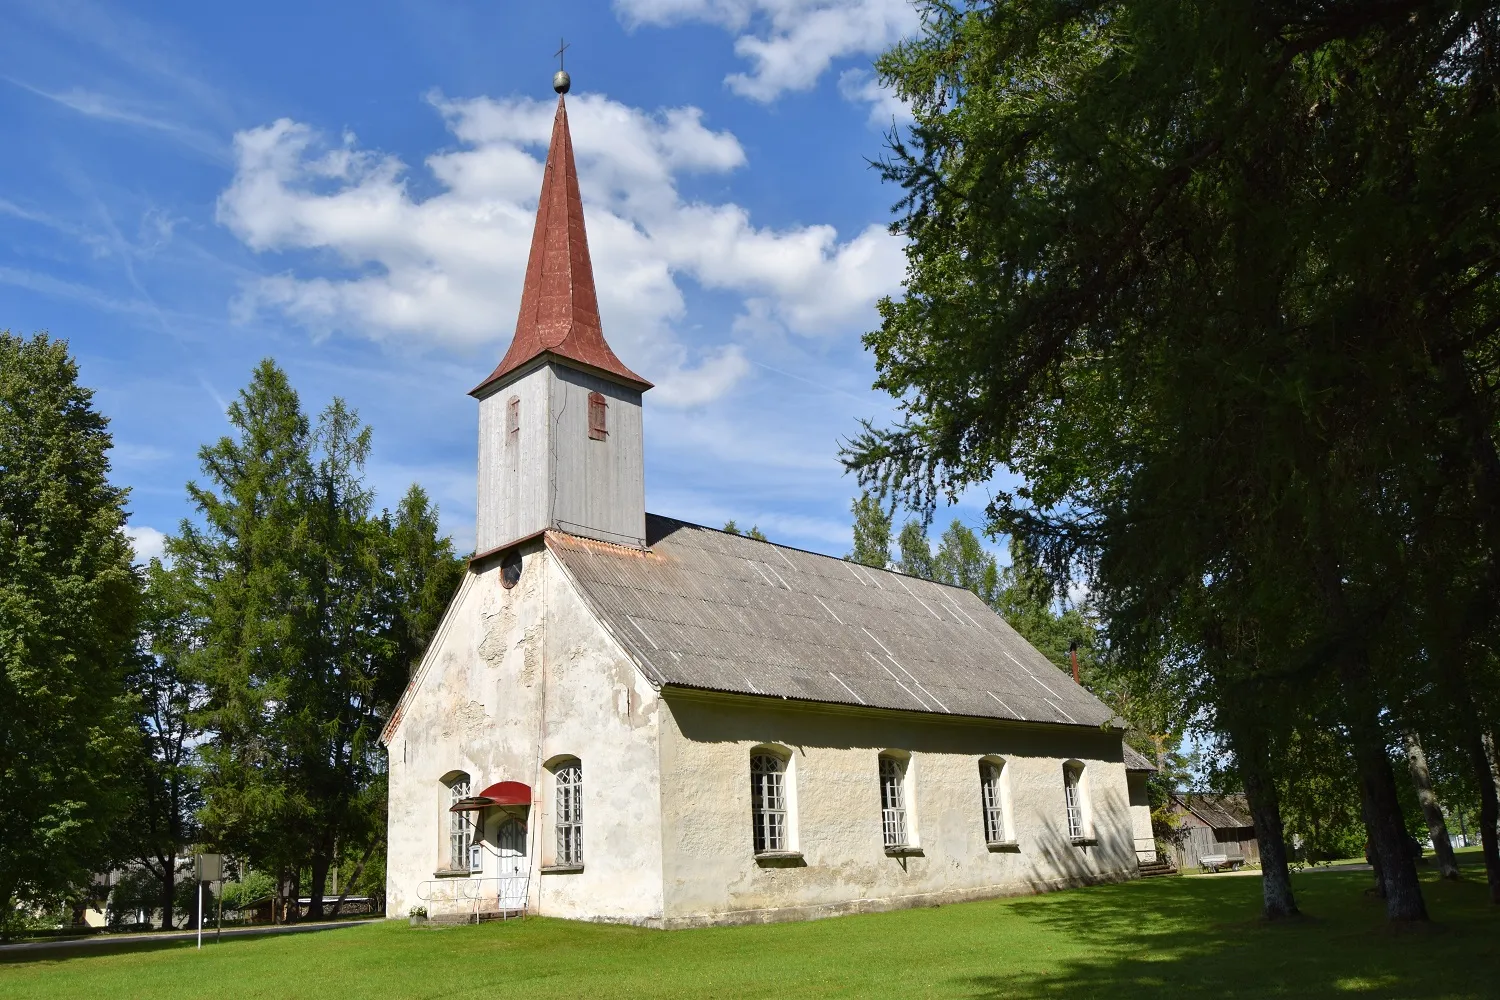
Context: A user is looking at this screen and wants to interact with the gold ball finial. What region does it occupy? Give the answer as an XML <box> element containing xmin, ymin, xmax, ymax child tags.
<box><xmin>553</xmin><ymin>69</ymin><xmax>571</xmax><ymax>95</ymax></box>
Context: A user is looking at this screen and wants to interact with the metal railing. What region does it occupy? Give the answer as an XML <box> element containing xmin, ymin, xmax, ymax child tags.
<box><xmin>416</xmin><ymin>875</ymin><xmax>531</xmax><ymax>921</ymax></box>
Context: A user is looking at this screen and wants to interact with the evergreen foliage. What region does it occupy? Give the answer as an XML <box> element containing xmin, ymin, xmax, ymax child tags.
<box><xmin>171</xmin><ymin>360</ymin><xmax>462</xmax><ymax>920</ymax></box>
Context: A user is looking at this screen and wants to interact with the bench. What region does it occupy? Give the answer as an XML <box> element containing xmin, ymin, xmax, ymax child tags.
<box><xmin>1199</xmin><ymin>853</ymin><xmax>1245</xmax><ymax>873</ymax></box>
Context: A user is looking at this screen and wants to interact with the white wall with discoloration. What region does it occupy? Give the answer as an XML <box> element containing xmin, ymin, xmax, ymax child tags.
<box><xmin>385</xmin><ymin>539</ymin><xmax>1140</xmax><ymax>929</ymax></box>
<box><xmin>385</xmin><ymin>542</ymin><xmax>665</xmax><ymax>924</ymax></box>
<box><xmin>655</xmin><ymin>690</ymin><xmax>1137</xmax><ymax>927</ymax></box>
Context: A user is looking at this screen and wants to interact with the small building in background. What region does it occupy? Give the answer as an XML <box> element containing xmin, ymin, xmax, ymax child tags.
<box><xmin>1167</xmin><ymin>793</ymin><xmax>1259</xmax><ymax>870</ymax></box>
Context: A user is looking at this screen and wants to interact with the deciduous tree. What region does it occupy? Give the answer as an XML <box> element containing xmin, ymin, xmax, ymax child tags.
<box><xmin>0</xmin><ymin>332</ymin><xmax>138</xmax><ymax>938</ymax></box>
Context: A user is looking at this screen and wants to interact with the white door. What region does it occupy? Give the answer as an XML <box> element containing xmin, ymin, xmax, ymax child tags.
<box><xmin>496</xmin><ymin>818</ymin><xmax>529</xmax><ymax>910</ymax></box>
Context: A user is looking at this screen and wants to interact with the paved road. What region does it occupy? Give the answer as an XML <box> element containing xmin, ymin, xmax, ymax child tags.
<box><xmin>1183</xmin><ymin>862</ymin><xmax>1373</xmax><ymax>878</ymax></box>
<box><xmin>0</xmin><ymin>918</ymin><xmax>379</xmax><ymax>955</ymax></box>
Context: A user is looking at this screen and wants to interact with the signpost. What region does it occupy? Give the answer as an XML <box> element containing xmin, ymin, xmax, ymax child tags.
<box><xmin>194</xmin><ymin>853</ymin><xmax>222</xmax><ymax>950</ymax></box>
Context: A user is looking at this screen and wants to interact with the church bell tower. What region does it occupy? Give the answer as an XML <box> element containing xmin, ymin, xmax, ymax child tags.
<box><xmin>470</xmin><ymin>71</ymin><xmax>651</xmax><ymax>555</ymax></box>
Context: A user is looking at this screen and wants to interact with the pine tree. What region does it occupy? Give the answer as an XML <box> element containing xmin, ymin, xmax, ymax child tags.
<box><xmin>0</xmin><ymin>332</ymin><xmax>138</xmax><ymax>938</ymax></box>
<box><xmin>375</xmin><ymin>485</ymin><xmax>464</xmax><ymax>709</ymax></box>
<box><xmin>175</xmin><ymin>360</ymin><xmax>314</xmax><ymax>903</ymax></box>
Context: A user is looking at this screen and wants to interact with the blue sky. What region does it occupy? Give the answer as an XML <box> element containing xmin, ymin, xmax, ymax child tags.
<box><xmin>1</xmin><ymin>0</ymin><xmax>1003</xmax><ymax>562</ymax></box>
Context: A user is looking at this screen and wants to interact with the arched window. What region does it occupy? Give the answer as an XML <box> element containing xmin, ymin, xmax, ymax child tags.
<box><xmin>1063</xmin><ymin>762</ymin><xmax>1086</xmax><ymax>840</ymax></box>
<box><xmin>980</xmin><ymin>759</ymin><xmax>1012</xmax><ymax>844</ymax></box>
<box><xmin>447</xmin><ymin>774</ymin><xmax>478</xmax><ymax>871</ymax></box>
<box><xmin>879</xmin><ymin>755</ymin><xmax>909</xmax><ymax>848</ymax></box>
<box><xmin>750</xmin><ymin>753</ymin><xmax>788</xmax><ymax>853</ymax></box>
<box><xmin>588</xmin><ymin>391</ymin><xmax>608</xmax><ymax>440</ymax></box>
<box><xmin>555</xmin><ymin>760</ymin><xmax>583</xmax><ymax>865</ymax></box>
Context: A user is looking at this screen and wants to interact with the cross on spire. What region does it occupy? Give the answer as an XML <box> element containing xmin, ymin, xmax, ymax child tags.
<box><xmin>554</xmin><ymin>37</ymin><xmax>569</xmax><ymax>71</ymax></box>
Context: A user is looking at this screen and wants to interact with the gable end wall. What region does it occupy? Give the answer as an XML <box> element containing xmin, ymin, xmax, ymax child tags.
<box><xmin>385</xmin><ymin>543</ymin><xmax>665</xmax><ymax>923</ymax></box>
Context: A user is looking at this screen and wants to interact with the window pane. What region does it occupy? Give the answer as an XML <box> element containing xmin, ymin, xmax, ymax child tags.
<box><xmin>449</xmin><ymin>778</ymin><xmax>472</xmax><ymax>870</ymax></box>
<box><xmin>751</xmin><ymin>754</ymin><xmax>787</xmax><ymax>853</ymax></box>
<box><xmin>880</xmin><ymin>757</ymin><xmax>907</xmax><ymax>847</ymax></box>
<box><xmin>555</xmin><ymin>762</ymin><xmax>583</xmax><ymax>865</ymax></box>
<box><xmin>1064</xmin><ymin>766</ymin><xmax>1083</xmax><ymax>839</ymax></box>
<box><xmin>981</xmin><ymin>763</ymin><xmax>1005</xmax><ymax>843</ymax></box>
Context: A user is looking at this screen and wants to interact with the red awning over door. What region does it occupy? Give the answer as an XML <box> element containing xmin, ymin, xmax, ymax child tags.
<box><xmin>448</xmin><ymin>780</ymin><xmax>532</xmax><ymax>812</ymax></box>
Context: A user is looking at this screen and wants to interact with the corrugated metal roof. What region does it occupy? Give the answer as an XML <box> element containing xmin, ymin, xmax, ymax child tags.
<box><xmin>1177</xmin><ymin>793</ymin><xmax>1253</xmax><ymax>829</ymax></box>
<box><xmin>548</xmin><ymin>515</ymin><xmax>1120</xmax><ymax>729</ymax></box>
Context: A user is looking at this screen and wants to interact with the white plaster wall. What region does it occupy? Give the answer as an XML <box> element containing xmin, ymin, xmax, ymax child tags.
<box><xmin>384</xmin><ymin>542</ymin><xmax>666</xmax><ymax>923</ymax></box>
<box><xmin>655</xmin><ymin>691</ymin><xmax>1137</xmax><ymax>927</ymax></box>
<box><xmin>1126</xmin><ymin>772</ymin><xmax>1157</xmax><ymax>861</ymax></box>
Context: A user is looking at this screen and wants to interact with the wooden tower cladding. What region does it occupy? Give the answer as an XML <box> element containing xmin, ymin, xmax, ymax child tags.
<box><xmin>470</xmin><ymin>94</ymin><xmax>651</xmax><ymax>555</ymax></box>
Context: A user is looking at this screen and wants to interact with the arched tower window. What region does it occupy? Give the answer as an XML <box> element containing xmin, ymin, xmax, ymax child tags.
<box><xmin>588</xmin><ymin>391</ymin><xmax>608</xmax><ymax>440</ymax></box>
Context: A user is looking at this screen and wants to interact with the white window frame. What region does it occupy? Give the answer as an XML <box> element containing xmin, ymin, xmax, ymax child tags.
<box><xmin>751</xmin><ymin>752</ymin><xmax>789</xmax><ymax>854</ymax></box>
<box><xmin>1064</xmin><ymin>762</ymin><xmax>1086</xmax><ymax>840</ymax></box>
<box><xmin>448</xmin><ymin>775</ymin><xmax>478</xmax><ymax>872</ymax></box>
<box><xmin>980</xmin><ymin>759</ymin><xmax>1012</xmax><ymax>844</ymax></box>
<box><xmin>555</xmin><ymin>760</ymin><xmax>583</xmax><ymax>865</ymax></box>
<box><xmin>879</xmin><ymin>755</ymin><xmax>909</xmax><ymax>848</ymax></box>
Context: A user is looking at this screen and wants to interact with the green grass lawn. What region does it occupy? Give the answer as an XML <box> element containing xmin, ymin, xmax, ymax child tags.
<box><xmin>3</xmin><ymin>868</ymin><xmax>1496</xmax><ymax>1000</ymax></box>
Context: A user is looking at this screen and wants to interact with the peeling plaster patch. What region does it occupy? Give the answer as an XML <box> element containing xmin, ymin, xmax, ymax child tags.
<box><xmin>443</xmin><ymin>699</ymin><xmax>489</xmax><ymax>739</ymax></box>
<box><xmin>479</xmin><ymin>601</ymin><xmax>517</xmax><ymax>665</ymax></box>
<box><xmin>521</xmin><ymin>625</ymin><xmax>542</xmax><ymax>686</ymax></box>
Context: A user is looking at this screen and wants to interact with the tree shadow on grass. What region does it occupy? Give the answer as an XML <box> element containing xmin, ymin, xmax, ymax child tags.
<box><xmin>0</xmin><ymin>923</ymin><xmax>367</xmax><ymax>966</ymax></box>
<box><xmin>954</xmin><ymin>871</ymin><xmax>1499</xmax><ymax>999</ymax></box>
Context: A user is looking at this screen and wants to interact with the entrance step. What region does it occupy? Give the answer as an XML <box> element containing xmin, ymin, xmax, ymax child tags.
<box><xmin>1137</xmin><ymin>859</ymin><xmax>1179</xmax><ymax>878</ymax></box>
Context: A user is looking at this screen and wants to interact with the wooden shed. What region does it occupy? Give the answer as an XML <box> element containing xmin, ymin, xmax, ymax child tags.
<box><xmin>1168</xmin><ymin>793</ymin><xmax>1259</xmax><ymax>870</ymax></box>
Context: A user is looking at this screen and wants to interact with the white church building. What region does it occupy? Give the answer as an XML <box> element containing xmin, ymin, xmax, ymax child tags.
<box><xmin>380</xmin><ymin>78</ymin><xmax>1155</xmax><ymax>929</ymax></box>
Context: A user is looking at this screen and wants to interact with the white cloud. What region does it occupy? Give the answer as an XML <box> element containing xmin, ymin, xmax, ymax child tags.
<box><xmin>217</xmin><ymin>91</ymin><xmax>903</xmax><ymax>408</ymax></box>
<box><xmin>838</xmin><ymin>68</ymin><xmax>912</xmax><ymax>126</ymax></box>
<box><xmin>125</xmin><ymin>524</ymin><xmax>167</xmax><ymax>564</ymax></box>
<box><xmin>615</xmin><ymin>0</ymin><xmax>919</xmax><ymax>104</ymax></box>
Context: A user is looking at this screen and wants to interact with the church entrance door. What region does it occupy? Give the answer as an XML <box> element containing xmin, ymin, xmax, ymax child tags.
<box><xmin>495</xmin><ymin>818</ymin><xmax>529</xmax><ymax>911</ymax></box>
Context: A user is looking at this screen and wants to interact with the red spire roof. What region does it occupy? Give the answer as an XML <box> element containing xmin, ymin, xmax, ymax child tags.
<box><xmin>471</xmin><ymin>95</ymin><xmax>651</xmax><ymax>397</ymax></box>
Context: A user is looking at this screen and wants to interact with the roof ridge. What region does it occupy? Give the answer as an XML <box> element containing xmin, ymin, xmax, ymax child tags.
<box><xmin>644</xmin><ymin>512</ymin><xmax>986</xmax><ymax>596</ymax></box>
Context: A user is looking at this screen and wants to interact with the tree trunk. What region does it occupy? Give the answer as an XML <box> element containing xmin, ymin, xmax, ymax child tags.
<box><xmin>331</xmin><ymin>840</ymin><xmax>376</xmax><ymax>918</ymax></box>
<box><xmin>1229</xmin><ymin>719</ymin><xmax>1298</xmax><ymax>918</ymax></box>
<box><xmin>160</xmin><ymin>856</ymin><xmax>176</xmax><ymax>930</ymax></box>
<box><xmin>1404</xmin><ymin>732</ymin><xmax>1460</xmax><ymax>879</ymax></box>
<box><xmin>1470</xmin><ymin>734</ymin><xmax>1500</xmax><ymax>904</ymax></box>
<box><xmin>1341</xmin><ymin>655</ymin><xmax>1427</xmax><ymax>921</ymax></box>
<box><xmin>307</xmin><ymin>853</ymin><xmax>330</xmax><ymax>921</ymax></box>
<box><xmin>1242</xmin><ymin>751</ymin><xmax>1299</xmax><ymax>918</ymax></box>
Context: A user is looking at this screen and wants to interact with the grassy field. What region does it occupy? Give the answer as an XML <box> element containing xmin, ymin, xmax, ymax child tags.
<box><xmin>2</xmin><ymin>868</ymin><xmax>1496</xmax><ymax>999</ymax></box>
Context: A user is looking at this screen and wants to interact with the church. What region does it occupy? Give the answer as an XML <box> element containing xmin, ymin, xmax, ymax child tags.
<box><xmin>380</xmin><ymin>74</ymin><xmax>1155</xmax><ymax>929</ymax></box>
